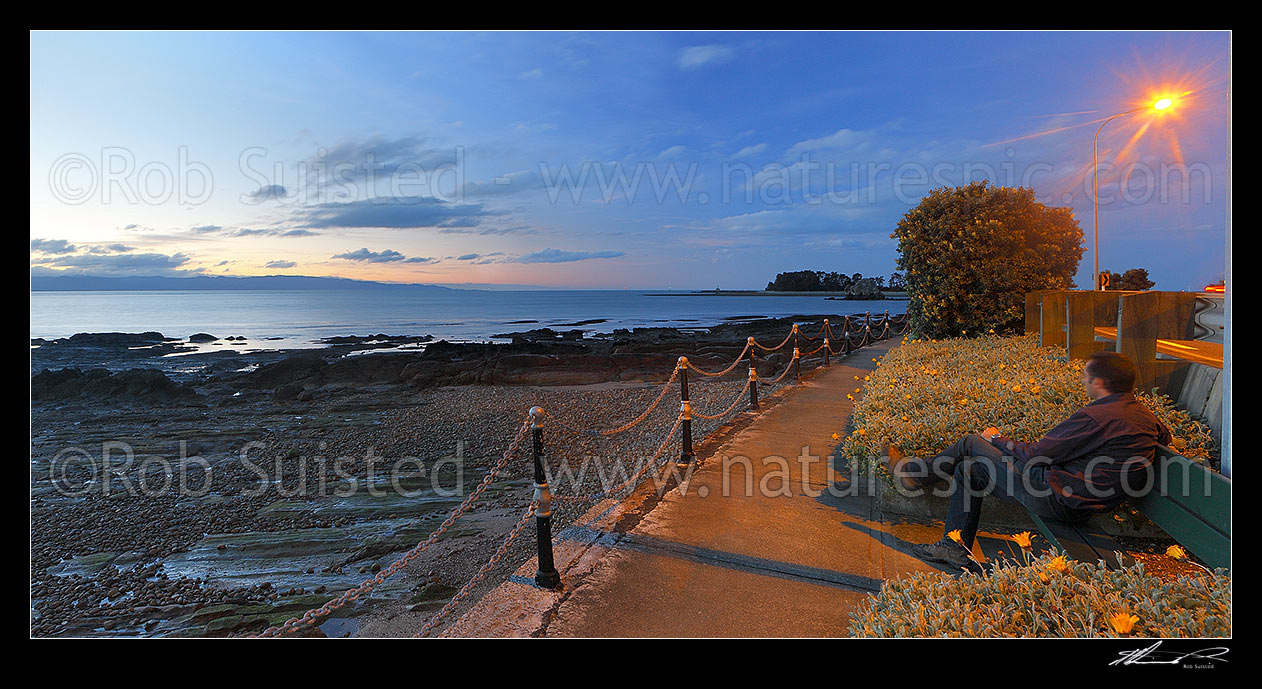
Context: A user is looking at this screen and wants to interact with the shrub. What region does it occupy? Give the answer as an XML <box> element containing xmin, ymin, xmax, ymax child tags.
<box><xmin>841</xmin><ymin>333</ymin><xmax>1217</xmax><ymax>479</ymax></box>
<box><xmin>891</xmin><ymin>181</ymin><xmax>1083</xmax><ymax>339</ymax></box>
<box><xmin>848</xmin><ymin>551</ymin><xmax>1230</xmax><ymax>637</ymax></box>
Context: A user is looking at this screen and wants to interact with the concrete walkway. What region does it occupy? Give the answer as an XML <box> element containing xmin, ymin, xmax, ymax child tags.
<box><xmin>443</xmin><ymin>336</ymin><xmax>949</xmax><ymax>637</ymax></box>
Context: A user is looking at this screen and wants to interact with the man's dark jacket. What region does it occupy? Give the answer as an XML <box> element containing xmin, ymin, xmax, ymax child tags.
<box><xmin>989</xmin><ymin>392</ymin><xmax>1173</xmax><ymax>511</ymax></box>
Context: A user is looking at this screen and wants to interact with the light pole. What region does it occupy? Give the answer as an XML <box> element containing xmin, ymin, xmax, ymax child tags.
<box><xmin>1092</xmin><ymin>97</ymin><xmax>1174</xmax><ymax>291</ymax></box>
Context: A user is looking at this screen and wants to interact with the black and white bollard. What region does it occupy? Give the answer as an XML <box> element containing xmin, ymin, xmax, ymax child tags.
<box><xmin>529</xmin><ymin>407</ymin><xmax>561</xmax><ymax>589</ymax></box>
<box><xmin>748</xmin><ymin>363</ymin><xmax>759</xmax><ymax>410</ymax></box>
<box><xmin>677</xmin><ymin>357</ymin><xmax>695</xmax><ymax>465</ymax></box>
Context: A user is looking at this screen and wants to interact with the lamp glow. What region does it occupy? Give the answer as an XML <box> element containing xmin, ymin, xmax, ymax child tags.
<box><xmin>1153</xmin><ymin>98</ymin><xmax>1173</xmax><ymax>110</ymax></box>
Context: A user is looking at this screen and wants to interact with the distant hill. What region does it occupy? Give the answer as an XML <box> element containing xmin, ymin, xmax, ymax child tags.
<box><xmin>29</xmin><ymin>273</ymin><xmax>459</xmax><ymax>292</ymax></box>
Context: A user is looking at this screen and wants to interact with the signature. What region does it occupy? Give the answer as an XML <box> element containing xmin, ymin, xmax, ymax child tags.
<box><xmin>1111</xmin><ymin>641</ymin><xmax>1229</xmax><ymax>667</ymax></box>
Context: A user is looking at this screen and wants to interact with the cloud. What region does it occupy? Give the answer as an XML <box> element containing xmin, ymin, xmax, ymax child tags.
<box><xmin>461</xmin><ymin>170</ymin><xmax>548</xmax><ymax>198</ymax></box>
<box><xmin>786</xmin><ymin>128</ymin><xmax>880</xmax><ymax>157</ymax></box>
<box><xmin>265</xmin><ymin>260</ymin><xmax>297</xmax><ymax>269</ymax></box>
<box><xmin>658</xmin><ymin>145</ymin><xmax>687</xmax><ymax>159</ymax></box>
<box><xmin>732</xmin><ymin>143</ymin><xmax>768</xmax><ymax>158</ymax></box>
<box><xmin>456</xmin><ymin>253</ymin><xmax>480</xmax><ymax>261</ymax></box>
<box><xmin>189</xmin><ymin>224</ymin><xmax>224</xmax><ymax>234</ymax></box>
<box><xmin>31</xmin><ymin>238</ymin><xmax>77</xmax><ymax>254</ymax></box>
<box><xmin>677</xmin><ymin>45</ymin><xmax>734</xmax><ymax>70</ymax></box>
<box><xmin>296</xmin><ymin>198</ymin><xmax>491</xmax><ymax>230</ymax></box>
<box><xmin>332</xmin><ymin>248</ymin><xmax>407</xmax><ymax>263</ymax></box>
<box><xmin>86</xmin><ymin>243</ymin><xmax>136</xmax><ymax>254</ymax></box>
<box><xmin>306</xmin><ymin>137</ymin><xmax>457</xmax><ymax>186</ymax></box>
<box><xmin>520</xmin><ymin>68</ymin><xmax>543</xmax><ymax>79</ymax></box>
<box><xmin>31</xmin><ymin>251</ymin><xmax>194</xmax><ymax>276</ymax></box>
<box><xmin>248</xmin><ymin>185</ymin><xmax>290</xmax><ymax>200</ymax></box>
<box><xmin>511</xmin><ymin>248</ymin><xmax>625</xmax><ymax>264</ymax></box>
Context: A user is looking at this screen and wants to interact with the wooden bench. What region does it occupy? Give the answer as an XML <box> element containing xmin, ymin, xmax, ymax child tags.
<box><xmin>1023</xmin><ymin>445</ymin><xmax>1231</xmax><ymax>570</ymax></box>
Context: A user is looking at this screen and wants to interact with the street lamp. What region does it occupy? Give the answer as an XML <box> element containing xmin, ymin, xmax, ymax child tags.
<box><xmin>1092</xmin><ymin>97</ymin><xmax>1175</xmax><ymax>290</ymax></box>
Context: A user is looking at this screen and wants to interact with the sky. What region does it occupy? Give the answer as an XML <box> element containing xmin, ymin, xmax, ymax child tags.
<box><xmin>29</xmin><ymin>31</ymin><xmax>1230</xmax><ymax>290</ymax></box>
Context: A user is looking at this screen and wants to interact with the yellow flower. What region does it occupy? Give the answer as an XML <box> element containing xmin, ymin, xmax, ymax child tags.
<box><xmin>1108</xmin><ymin>612</ymin><xmax>1139</xmax><ymax>635</ymax></box>
<box><xmin>1046</xmin><ymin>555</ymin><xmax>1068</xmax><ymax>572</ymax></box>
<box><xmin>831</xmin><ymin>432</ymin><xmax>841</xmax><ymax>441</ymax></box>
<box><xmin>947</xmin><ymin>529</ymin><xmax>963</xmax><ymax>545</ymax></box>
<box><xmin>864</xmin><ymin>375</ymin><xmax>870</xmax><ymax>381</ymax></box>
<box><xmin>1166</xmin><ymin>545</ymin><xmax>1188</xmax><ymax>560</ymax></box>
<box><xmin>847</xmin><ymin>394</ymin><xmax>854</xmax><ymax>401</ymax></box>
<box><xmin>998</xmin><ymin>379</ymin><xmax>1007</xmax><ymax>385</ymax></box>
<box><xmin>853</xmin><ymin>428</ymin><xmax>866</xmax><ymax>436</ymax></box>
<box><xmin>1037</xmin><ymin>571</ymin><xmax>1050</xmax><ymax>584</ymax></box>
<box><xmin>902</xmin><ymin>415</ymin><xmax>909</xmax><ymax>422</ymax></box>
<box><xmin>1030</xmin><ymin>385</ymin><xmax>1042</xmax><ymax>393</ymax></box>
<box><xmin>1011</xmin><ymin>531</ymin><xmax>1033</xmax><ymax>549</ymax></box>
<box><xmin>1011</xmin><ymin>384</ymin><xmax>1022</xmax><ymax>392</ymax></box>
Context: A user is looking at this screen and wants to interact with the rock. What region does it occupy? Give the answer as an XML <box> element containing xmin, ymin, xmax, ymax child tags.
<box><xmin>273</xmin><ymin>384</ymin><xmax>304</xmax><ymax>401</ymax></box>
<box><xmin>31</xmin><ymin>368</ymin><xmax>201</xmax><ymax>405</ymax></box>
<box><xmin>188</xmin><ymin>333</ymin><xmax>219</xmax><ymax>343</ymax></box>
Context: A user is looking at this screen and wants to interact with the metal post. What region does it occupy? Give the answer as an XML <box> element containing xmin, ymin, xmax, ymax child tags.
<box><xmin>865</xmin><ymin>311</ymin><xmax>871</xmax><ymax>330</ymax></box>
<box><xmin>529</xmin><ymin>407</ymin><xmax>560</xmax><ymax>589</ymax></box>
<box><xmin>843</xmin><ymin>331</ymin><xmax>851</xmax><ymax>355</ymax></box>
<box><xmin>823</xmin><ymin>337</ymin><xmax>830</xmax><ymax>367</ymax></box>
<box><xmin>677</xmin><ymin>357</ymin><xmax>695</xmax><ymax>464</ymax></box>
<box><xmin>793</xmin><ymin>347</ymin><xmax>801</xmax><ymax>382</ymax></box>
<box><xmin>747</xmin><ymin>338</ymin><xmax>758</xmax><ymax>410</ymax></box>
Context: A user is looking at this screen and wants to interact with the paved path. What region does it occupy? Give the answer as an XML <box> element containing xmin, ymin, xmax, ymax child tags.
<box><xmin>443</xmin><ymin>336</ymin><xmax>950</xmax><ymax>637</ymax></box>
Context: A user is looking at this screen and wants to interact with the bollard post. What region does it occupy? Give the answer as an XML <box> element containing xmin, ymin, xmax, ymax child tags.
<box><xmin>747</xmin><ymin>338</ymin><xmax>759</xmax><ymax>410</ymax></box>
<box><xmin>823</xmin><ymin>337</ymin><xmax>830</xmax><ymax>367</ymax></box>
<box><xmin>793</xmin><ymin>346</ymin><xmax>801</xmax><ymax>382</ymax></box>
<box><xmin>677</xmin><ymin>357</ymin><xmax>695</xmax><ymax>464</ymax></box>
<box><xmin>529</xmin><ymin>407</ymin><xmax>561</xmax><ymax>590</ymax></box>
<box><xmin>843</xmin><ymin>331</ymin><xmax>851</xmax><ymax>355</ymax></box>
<box><xmin>864</xmin><ymin>323</ymin><xmax>871</xmax><ymax>346</ymax></box>
<box><xmin>865</xmin><ymin>311</ymin><xmax>871</xmax><ymax>330</ymax></box>
<box><xmin>748</xmin><ymin>363</ymin><xmax>759</xmax><ymax>410</ymax></box>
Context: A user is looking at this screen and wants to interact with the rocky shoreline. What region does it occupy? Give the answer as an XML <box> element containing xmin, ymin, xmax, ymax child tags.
<box><xmin>30</xmin><ymin>312</ymin><xmax>883</xmax><ymax>637</ymax></box>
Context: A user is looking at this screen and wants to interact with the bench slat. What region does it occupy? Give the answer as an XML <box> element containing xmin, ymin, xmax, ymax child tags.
<box><xmin>1026</xmin><ymin>512</ymin><xmax>1126</xmax><ymax>568</ymax></box>
<box><xmin>1149</xmin><ymin>447</ymin><xmax>1231</xmax><ymax>536</ymax></box>
<box><xmin>1134</xmin><ymin>489</ymin><xmax>1231</xmax><ymax>570</ymax></box>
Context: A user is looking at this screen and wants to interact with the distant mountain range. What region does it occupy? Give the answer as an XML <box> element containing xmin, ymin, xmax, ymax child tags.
<box><xmin>29</xmin><ymin>273</ymin><xmax>459</xmax><ymax>292</ymax></box>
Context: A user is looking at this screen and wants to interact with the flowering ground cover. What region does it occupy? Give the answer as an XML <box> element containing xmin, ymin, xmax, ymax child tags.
<box><xmin>848</xmin><ymin>547</ymin><xmax>1230</xmax><ymax>637</ymax></box>
<box><xmin>841</xmin><ymin>333</ymin><xmax>1218</xmax><ymax>478</ymax></box>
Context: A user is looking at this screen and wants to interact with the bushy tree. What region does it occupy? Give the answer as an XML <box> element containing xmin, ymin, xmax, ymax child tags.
<box><xmin>1101</xmin><ymin>267</ymin><xmax>1155</xmax><ymax>291</ymax></box>
<box><xmin>892</xmin><ymin>182</ymin><xmax>1083</xmax><ymax>338</ymax></box>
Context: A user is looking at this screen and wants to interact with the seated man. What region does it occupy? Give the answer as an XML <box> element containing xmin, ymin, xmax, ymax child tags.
<box><xmin>887</xmin><ymin>351</ymin><xmax>1172</xmax><ymax>569</ymax></box>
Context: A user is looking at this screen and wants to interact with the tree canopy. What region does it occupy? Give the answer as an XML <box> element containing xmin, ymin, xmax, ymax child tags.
<box><xmin>892</xmin><ymin>181</ymin><xmax>1083</xmax><ymax>338</ymax></box>
<box><xmin>1100</xmin><ymin>268</ymin><xmax>1155</xmax><ymax>291</ymax></box>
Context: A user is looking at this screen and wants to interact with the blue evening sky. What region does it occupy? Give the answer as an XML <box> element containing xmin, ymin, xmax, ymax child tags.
<box><xmin>30</xmin><ymin>31</ymin><xmax>1230</xmax><ymax>290</ymax></box>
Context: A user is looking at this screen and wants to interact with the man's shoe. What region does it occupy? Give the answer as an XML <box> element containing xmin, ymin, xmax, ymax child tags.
<box><xmin>912</xmin><ymin>537</ymin><xmax>973</xmax><ymax>569</ymax></box>
<box><xmin>883</xmin><ymin>445</ymin><xmax>932</xmax><ymax>490</ymax></box>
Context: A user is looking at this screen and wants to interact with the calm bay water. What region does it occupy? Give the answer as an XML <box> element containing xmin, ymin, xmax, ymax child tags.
<box><xmin>30</xmin><ymin>289</ymin><xmax>902</xmax><ymax>349</ymax></box>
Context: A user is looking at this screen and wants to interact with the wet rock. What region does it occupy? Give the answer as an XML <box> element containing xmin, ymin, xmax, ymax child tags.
<box><xmin>188</xmin><ymin>333</ymin><xmax>219</xmax><ymax>343</ymax></box>
<box><xmin>31</xmin><ymin>367</ymin><xmax>202</xmax><ymax>405</ymax></box>
<box><xmin>273</xmin><ymin>384</ymin><xmax>304</xmax><ymax>401</ymax></box>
